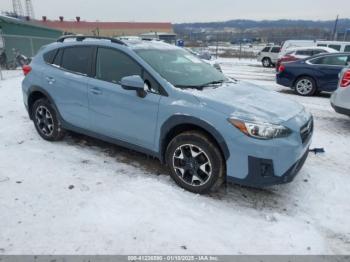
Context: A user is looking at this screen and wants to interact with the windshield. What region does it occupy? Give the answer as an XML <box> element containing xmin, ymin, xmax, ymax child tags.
<box><xmin>135</xmin><ymin>48</ymin><xmax>226</xmax><ymax>88</ymax></box>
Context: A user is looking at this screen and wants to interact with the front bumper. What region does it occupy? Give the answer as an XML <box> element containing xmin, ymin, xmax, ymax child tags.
<box><xmin>224</xmin><ymin>114</ymin><xmax>313</xmax><ymax>188</ymax></box>
<box><xmin>227</xmin><ymin>149</ymin><xmax>309</xmax><ymax>187</ymax></box>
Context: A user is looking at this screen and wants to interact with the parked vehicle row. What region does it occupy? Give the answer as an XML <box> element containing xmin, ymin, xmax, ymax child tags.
<box><xmin>21</xmin><ymin>35</ymin><xmax>313</xmax><ymax>194</ymax></box>
<box><xmin>276</xmin><ymin>52</ymin><xmax>350</xmax><ymax>96</ymax></box>
<box><xmin>275</xmin><ymin>46</ymin><xmax>338</xmax><ymax>71</ymax></box>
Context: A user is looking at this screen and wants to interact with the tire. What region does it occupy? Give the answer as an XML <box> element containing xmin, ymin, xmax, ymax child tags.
<box><xmin>262</xmin><ymin>58</ymin><xmax>271</xmax><ymax>67</ymax></box>
<box><xmin>165</xmin><ymin>131</ymin><xmax>225</xmax><ymax>194</ymax></box>
<box><xmin>31</xmin><ymin>98</ymin><xmax>65</xmax><ymax>141</ymax></box>
<box><xmin>294</xmin><ymin>76</ymin><xmax>317</xmax><ymax>96</ymax></box>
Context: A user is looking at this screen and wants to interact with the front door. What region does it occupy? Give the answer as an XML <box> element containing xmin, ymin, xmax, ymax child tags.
<box><xmin>88</xmin><ymin>47</ymin><xmax>161</xmax><ymax>150</ymax></box>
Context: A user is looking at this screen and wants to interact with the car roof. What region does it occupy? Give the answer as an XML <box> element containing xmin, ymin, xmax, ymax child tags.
<box><xmin>304</xmin><ymin>52</ymin><xmax>350</xmax><ymax>61</ymax></box>
<box><xmin>45</xmin><ymin>36</ymin><xmax>181</xmax><ymax>52</ymax></box>
<box><xmin>288</xmin><ymin>46</ymin><xmax>338</xmax><ymax>53</ymax></box>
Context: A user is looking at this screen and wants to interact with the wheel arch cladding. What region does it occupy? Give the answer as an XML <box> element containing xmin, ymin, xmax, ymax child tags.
<box><xmin>159</xmin><ymin>115</ymin><xmax>230</xmax><ymax>163</ymax></box>
<box><xmin>27</xmin><ymin>86</ymin><xmax>58</xmax><ymax>119</ymax></box>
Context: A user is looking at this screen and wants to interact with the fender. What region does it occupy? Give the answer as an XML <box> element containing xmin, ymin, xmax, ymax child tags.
<box><xmin>27</xmin><ymin>85</ymin><xmax>63</xmax><ymax>120</ymax></box>
<box><xmin>159</xmin><ymin>115</ymin><xmax>230</xmax><ymax>162</ymax></box>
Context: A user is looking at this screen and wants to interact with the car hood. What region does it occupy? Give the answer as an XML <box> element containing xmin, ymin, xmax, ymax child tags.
<box><xmin>186</xmin><ymin>80</ymin><xmax>304</xmax><ymax>124</ymax></box>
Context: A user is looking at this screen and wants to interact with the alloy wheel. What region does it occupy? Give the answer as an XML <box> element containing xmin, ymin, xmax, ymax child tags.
<box><xmin>296</xmin><ymin>79</ymin><xmax>313</xmax><ymax>95</ymax></box>
<box><xmin>172</xmin><ymin>144</ymin><xmax>212</xmax><ymax>187</ymax></box>
<box><xmin>35</xmin><ymin>105</ymin><xmax>54</xmax><ymax>136</ymax></box>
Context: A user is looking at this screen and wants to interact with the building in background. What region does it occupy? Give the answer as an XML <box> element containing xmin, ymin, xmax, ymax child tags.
<box><xmin>35</xmin><ymin>16</ymin><xmax>174</xmax><ymax>39</ymax></box>
<box><xmin>0</xmin><ymin>15</ymin><xmax>62</xmax><ymax>60</ymax></box>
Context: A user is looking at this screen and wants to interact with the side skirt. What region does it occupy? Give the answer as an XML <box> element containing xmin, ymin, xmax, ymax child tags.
<box><xmin>62</xmin><ymin>121</ymin><xmax>161</xmax><ymax>160</ymax></box>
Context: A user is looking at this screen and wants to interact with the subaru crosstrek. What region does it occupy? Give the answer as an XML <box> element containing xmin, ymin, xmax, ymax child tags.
<box><xmin>22</xmin><ymin>36</ymin><xmax>313</xmax><ymax>194</ymax></box>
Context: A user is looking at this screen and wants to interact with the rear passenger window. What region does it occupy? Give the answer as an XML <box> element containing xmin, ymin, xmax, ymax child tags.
<box><xmin>96</xmin><ymin>48</ymin><xmax>141</xmax><ymax>84</ymax></box>
<box><xmin>328</xmin><ymin>45</ymin><xmax>341</xmax><ymax>51</ymax></box>
<box><xmin>312</xmin><ymin>50</ymin><xmax>326</xmax><ymax>55</ymax></box>
<box><xmin>43</xmin><ymin>49</ymin><xmax>57</xmax><ymax>64</ymax></box>
<box><xmin>61</xmin><ymin>47</ymin><xmax>93</xmax><ymax>75</ymax></box>
<box><xmin>271</xmin><ymin>47</ymin><xmax>281</xmax><ymax>53</ymax></box>
<box><xmin>311</xmin><ymin>55</ymin><xmax>348</xmax><ymax>66</ymax></box>
<box><xmin>296</xmin><ymin>50</ymin><xmax>313</xmax><ymax>56</ymax></box>
<box><xmin>345</xmin><ymin>45</ymin><xmax>350</xmax><ymax>52</ymax></box>
<box><xmin>262</xmin><ymin>47</ymin><xmax>270</xmax><ymax>52</ymax></box>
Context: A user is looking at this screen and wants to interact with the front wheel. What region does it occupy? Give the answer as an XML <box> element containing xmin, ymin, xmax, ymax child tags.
<box><xmin>295</xmin><ymin>77</ymin><xmax>317</xmax><ymax>96</ymax></box>
<box><xmin>166</xmin><ymin>131</ymin><xmax>225</xmax><ymax>194</ymax></box>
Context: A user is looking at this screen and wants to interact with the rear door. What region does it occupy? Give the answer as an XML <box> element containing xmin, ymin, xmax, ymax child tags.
<box><xmin>309</xmin><ymin>54</ymin><xmax>349</xmax><ymax>91</ymax></box>
<box><xmin>270</xmin><ymin>46</ymin><xmax>281</xmax><ymax>63</ymax></box>
<box><xmin>43</xmin><ymin>46</ymin><xmax>93</xmax><ymax>129</ymax></box>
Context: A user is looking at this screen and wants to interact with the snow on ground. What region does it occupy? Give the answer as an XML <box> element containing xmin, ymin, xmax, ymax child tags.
<box><xmin>0</xmin><ymin>61</ymin><xmax>349</xmax><ymax>255</ymax></box>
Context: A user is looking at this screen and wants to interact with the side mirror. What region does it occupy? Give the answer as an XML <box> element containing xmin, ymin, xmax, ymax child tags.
<box><xmin>120</xmin><ymin>75</ymin><xmax>147</xmax><ymax>97</ymax></box>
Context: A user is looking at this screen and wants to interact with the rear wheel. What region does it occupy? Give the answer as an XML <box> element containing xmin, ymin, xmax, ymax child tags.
<box><xmin>32</xmin><ymin>98</ymin><xmax>65</xmax><ymax>141</ymax></box>
<box><xmin>295</xmin><ymin>77</ymin><xmax>317</xmax><ymax>96</ymax></box>
<box><xmin>262</xmin><ymin>58</ymin><xmax>272</xmax><ymax>67</ymax></box>
<box><xmin>166</xmin><ymin>131</ymin><xmax>225</xmax><ymax>194</ymax></box>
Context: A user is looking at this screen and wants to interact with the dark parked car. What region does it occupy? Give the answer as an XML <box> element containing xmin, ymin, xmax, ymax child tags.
<box><xmin>276</xmin><ymin>53</ymin><xmax>350</xmax><ymax>96</ymax></box>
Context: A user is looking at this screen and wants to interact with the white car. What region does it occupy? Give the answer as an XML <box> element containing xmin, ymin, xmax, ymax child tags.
<box><xmin>257</xmin><ymin>45</ymin><xmax>281</xmax><ymax>67</ymax></box>
<box><xmin>284</xmin><ymin>46</ymin><xmax>338</xmax><ymax>59</ymax></box>
<box><xmin>331</xmin><ymin>67</ymin><xmax>350</xmax><ymax>116</ymax></box>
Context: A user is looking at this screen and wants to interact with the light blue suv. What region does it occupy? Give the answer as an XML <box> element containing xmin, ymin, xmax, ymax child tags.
<box><xmin>22</xmin><ymin>36</ymin><xmax>313</xmax><ymax>194</ymax></box>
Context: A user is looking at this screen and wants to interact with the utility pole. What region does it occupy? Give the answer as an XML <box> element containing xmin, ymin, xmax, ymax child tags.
<box><xmin>12</xmin><ymin>0</ymin><xmax>24</xmax><ymax>17</ymax></box>
<box><xmin>25</xmin><ymin>0</ymin><xmax>35</xmax><ymax>19</ymax></box>
<box><xmin>344</xmin><ymin>29</ymin><xmax>350</xmax><ymax>41</ymax></box>
<box><xmin>216</xmin><ymin>33</ymin><xmax>219</xmax><ymax>59</ymax></box>
<box><xmin>332</xmin><ymin>15</ymin><xmax>339</xmax><ymax>41</ymax></box>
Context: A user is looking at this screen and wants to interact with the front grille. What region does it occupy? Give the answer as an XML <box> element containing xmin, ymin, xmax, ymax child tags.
<box><xmin>300</xmin><ymin>117</ymin><xmax>313</xmax><ymax>144</ymax></box>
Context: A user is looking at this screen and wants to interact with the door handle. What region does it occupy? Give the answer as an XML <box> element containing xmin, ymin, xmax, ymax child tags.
<box><xmin>90</xmin><ymin>87</ymin><xmax>102</xmax><ymax>95</ymax></box>
<box><xmin>46</xmin><ymin>76</ymin><xmax>56</xmax><ymax>84</ymax></box>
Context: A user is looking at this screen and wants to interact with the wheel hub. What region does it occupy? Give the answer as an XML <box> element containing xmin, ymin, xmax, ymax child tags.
<box><xmin>172</xmin><ymin>144</ymin><xmax>212</xmax><ymax>187</ymax></box>
<box><xmin>35</xmin><ymin>105</ymin><xmax>54</xmax><ymax>136</ymax></box>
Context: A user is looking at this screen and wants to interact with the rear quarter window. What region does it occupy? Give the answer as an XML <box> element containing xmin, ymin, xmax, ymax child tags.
<box><xmin>43</xmin><ymin>49</ymin><xmax>58</xmax><ymax>64</ymax></box>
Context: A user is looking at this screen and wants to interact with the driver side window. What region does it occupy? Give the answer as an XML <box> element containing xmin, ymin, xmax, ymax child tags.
<box><xmin>96</xmin><ymin>48</ymin><xmax>141</xmax><ymax>84</ymax></box>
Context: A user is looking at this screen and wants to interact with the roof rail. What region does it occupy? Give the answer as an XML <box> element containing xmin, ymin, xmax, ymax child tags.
<box><xmin>56</xmin><ymin>35</ymin><xmax>127</xmax><ymax>46</ymax></box>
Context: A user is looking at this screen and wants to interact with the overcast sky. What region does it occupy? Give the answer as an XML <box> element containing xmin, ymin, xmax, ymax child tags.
<box><xmin>1</xmin><ymin>0</ymin><xmax>349</xmax><ymax>23</ymax></box>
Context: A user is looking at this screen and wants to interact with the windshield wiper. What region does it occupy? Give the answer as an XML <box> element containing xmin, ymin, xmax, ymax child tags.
<box><xmin>175</xmin><ymin>80</ymin><xmax>225</xmax><ymax>90</ymax></box>
<box><xmin>199</xmin><ymin>80</ymin><xmax>225</xmax><ymax>87</ymax></box>
<box><xmin>175</xmin><ymin>85</ymin><xmax>205</xmax><ymax>90</ymax></box>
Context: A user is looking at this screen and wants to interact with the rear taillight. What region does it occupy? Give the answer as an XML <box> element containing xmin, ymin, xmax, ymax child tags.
<box><xmin>22</xmin><ymin>65</ymin><xmax>32</xmax><ymax>76</ymax></box>
<box><xmin>278</xmin><ymin>64</ymin><xmax>286</xmax><ymax>73</ymax></box>
<box><xmin>340</xmin><ymin>70</ymin><xmax>350</xmax><ymax>88</ymax></box>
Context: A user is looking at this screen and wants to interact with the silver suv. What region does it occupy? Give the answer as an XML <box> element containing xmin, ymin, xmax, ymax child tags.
<box><xmin>257</xmin><ymin>46</ymin><xmax>281</xmax><ymax>67</ymax></box>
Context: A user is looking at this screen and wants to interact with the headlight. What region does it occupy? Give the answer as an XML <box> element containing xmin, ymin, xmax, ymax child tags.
<box><xmin>228</xmin><ymin>119</ymin><xmax>291</xmax><ymax>140</ymax></box>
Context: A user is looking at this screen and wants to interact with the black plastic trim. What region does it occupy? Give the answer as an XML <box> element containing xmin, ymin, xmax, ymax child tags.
<box><xmin>159</xmin><ymin>115</ymin><xmax>230</xmax><ymax>162</ymax></box>
<box><xmin>61</xmin><ymin>121</ymin><xmax>160</xmax><ymax>159</ymax></box>
<box><xmin>331</xmin><ymin>102</ymin><xmax>350</xmax><ymax>116</ymax></box>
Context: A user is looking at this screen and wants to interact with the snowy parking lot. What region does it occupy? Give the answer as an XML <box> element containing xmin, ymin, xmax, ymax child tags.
<box><xmin>0</xmin><ymin>59</ymin><xmax>350</xmax><ymax>255</ymax></box>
